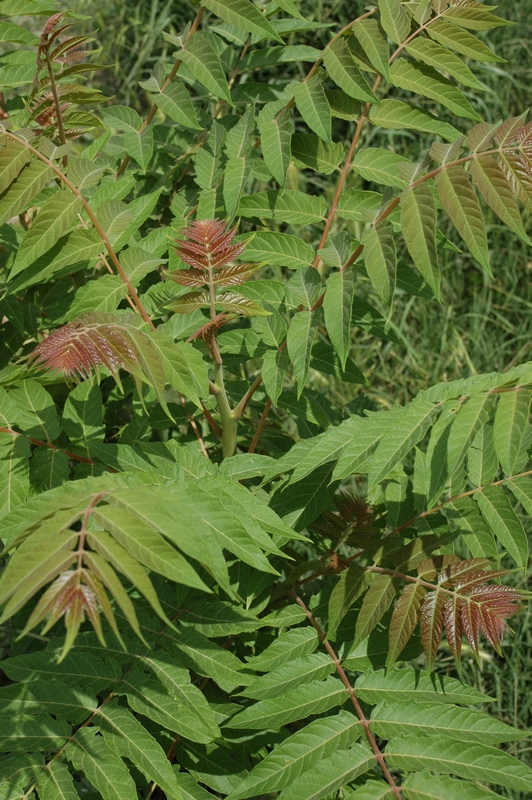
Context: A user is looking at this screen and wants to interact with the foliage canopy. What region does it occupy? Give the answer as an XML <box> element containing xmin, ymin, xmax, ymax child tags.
<box><xmin>0</xmin><ymin>0</ymin><xmax>531</xmax><ymax>798</ymax></box>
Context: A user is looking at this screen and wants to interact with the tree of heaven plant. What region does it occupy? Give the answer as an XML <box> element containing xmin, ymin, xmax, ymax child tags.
<box><xmin>0</xmin><ymin>1</ymin><xmax>531</xmax><ymax>799</ymax></box>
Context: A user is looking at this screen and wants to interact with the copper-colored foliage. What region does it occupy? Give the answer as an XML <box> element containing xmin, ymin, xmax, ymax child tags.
<box><xmin>415</xmin><ymin>557</ymin><xmax>521</xmax><ymax>667</ymax></box>
<box><xmin>30</xmin><ymin>314</ymin><xmax>139</xmax><ymax>380</ymax></box>
<box><xmin>309</xmin><ymin>491</ymin><xmax>381</xmax><ymax>547</ymax></box>
<box><xmin>174</xmin><ymin>220</ymin><xmax>248</xmax><ymax>271</ymax></box>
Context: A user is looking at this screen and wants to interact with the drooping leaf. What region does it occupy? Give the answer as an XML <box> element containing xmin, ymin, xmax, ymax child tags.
<box><xmin>238</xmin><ymin>189</ymin><xmax>327</xmax><ymax>224</ymax></box>
<box><xmin>492</xmin><ymin>389</ymin><xmax>531</xmax><ymax>475</ymax></box>
<box><xmin>293</xmin><ymin>72</ymin><xmax>332</xmax><ymax>143</ymax></box>
<box><xmin>387</xmin><ymin>583</ymin><xmax>426</xmax><ymax>667</ymax></box>
<box><xmin>355</xmin><ymin>667</ymin><xmax>492</xmax><ymax>705</ymax></box>
<box><xmin>200</xmin><ymin>0</ymin><xmax>283</xmax><ymax>42</ymax></box>
<box><xmin>287</xmin><ymin>310</ymin><xmax>319</xmax><ymax>396</ymax></box>
<box><xmin>370</xmin><ymin>100</ymin><xmax>460</xmax><ymax>142</ymax></box>
<box><xmin>179</xmin><ymin>32</ymin><xmax>232</xmax><ymax>105</ymax></box>
<box><xmin>322</xmin><ymin>38</ymin><xmax>377</xmax><ymax>103</ymax></box>
<box><xmin>323</xmin><ymin>269</ymin><xmax>355</xmax><ymax>369</ymax></box>
<box><xmin>258</xmin><ymin>104</ymin><xmax>292</xmax><ymax>186</ymax></box>
<box><xmin>352</xmin><ymin>18</ymin><xmax>389</xmax><ymax>80</ymax></box>
<box><xmin>476</xmin><ymin>485</ymin><xmax>528</xmax><ymax>569</ymax></box>
<box><xmin>65</xmin><ymin>727</ymin><xmax>137</xmax><ymax>800</ymax></box>
<box><xmin>389</xmin><ymin>61</ymin><xmax>481</xmax><ymax>121</ymax></box>
<box><xmin>378</xmin><ymin>0</ymin><xmax>411</xmax><ymax>44</ymax></box>
<box><xmin>400</xmin><ymin>182</ymin><xmax>440</xmax><ymax>299</ymax></box>
<box><xmin>362</xmin><ymin>220</ymin><xmax>397</xmax><ymax>305</ymax></box>
<box><xmin>354</xmin><ymin>573</ymin><xmax>398</xmax><ymax>646</ymax></box>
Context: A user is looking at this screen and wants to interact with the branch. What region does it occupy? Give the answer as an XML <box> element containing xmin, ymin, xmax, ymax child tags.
<box><xmin>0</xmin><ymin>425</ymin><xmax>114</xmax><ymax>470</ymax></box>
<box><xmin>1</xmin><ymin>130</ymin><xmax>154</xmax><ymax>329</ymax></box>
<box><xmin>289</xmin><ymin>590</ymin><xmax>403</xmax><ymax>800</ymax></box>
<box><xmin>248</xmin><ymin>398</ymin><xmax>272</xmax><ymax>454</ymax></box>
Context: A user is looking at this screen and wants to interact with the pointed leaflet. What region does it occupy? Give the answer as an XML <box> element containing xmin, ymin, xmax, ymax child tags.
<box><xmin>467</xmin><ymin>422</ymin><xmax>498</xmax><ymax>487</ymax></box>
<box><xmin>11</xmin><ymin>192</ymin><xmax>81</xmax><ymax>276</ymax></box>
<box><xmin>362</xmin><ymin>220</ymin><xmax>396</xmax><ymax>305</ymax></box>
<box><xmin>293</xmin><ymin>72</ymin><xmax>332</xmax><ymax>143</ymax></box>
<box><xmin>493</xmin><ymin>388</ymin><xmax>531</xmax><ymax>475</ymax></box>
<box><xmin>405</xmin><ymin>37</ymin><xmax>486</xmax><ymax>91</ymax></box>
<box><xmin>443</xmin><ymin>6</ymin><xmax>512</xmax><ymax>31</ymax></box>
<box><xmin>277</xmin><ymin>743</ymin><xmax>375</xmax><ymax>800</ymax></box>
<box><xmin>238</xmin><ymin>189</ymin><xmax>327</xmax><ymax>224</ymax></box>
<box><xmin>179</xmin><ymin>32</ymin><xmax>232</xmax><ymax>105</ymax></box>
<box><xmin>379</xmin><ymin>0</ymin><xmax>411</xmax><ymax>44</ymax></box>
<box><xmin>223</xmin><ymin>156</ymin><xmax>251</xmax><ymax>221</ymax></box>
<box><xmin>389</xmin><ymin>61</ymin><xmax>481</xmax><ymax>121</ymax></box>
<box><xmin>0</xmin><ymin>159</ymin><xmax>52</xmax><ymax>226</ymax></box>
<box><xmin>258</xmin><ymin>103</ymin><xmax>292</xmax><ymax>185</ymax></box>
<box><xmin>262</xmin><ymin>347</ymin><xmax>289</xmax><ymax>406</ymax></box>
<box><xmin>225</xmin><ymin>676</ymin><xmax>348</xmax><ymax>730</ymax></box>
<box><xmin>401</xmin><ymin>182</ymin><xmax>440</xmax><ymax>299</ymax></box>
<box><xmin>98</xmin><ymin>704</ymin><xmax>183</xmax><ymax>800</ymax></box>
<box><xmin>368</xmin><ymin>398</ymin><xmax>440</xmax><ymax>490</ymax></box>
<box><xmin>371</xmin><ymin>702</ymin><xmax>523</xmax><ymax>745</ymax></box>
<box><xmin>470</xmin><ymin>156</ymin><xmax>530</xmax><ymax>243</ymax></box>
<box><xmin>323</xmin><ymin>38</ymin><xmax>377</xmax><ymax>103</ymax></box>
<box><xmin>227</xmin><ymin>711</ymin><xmax>361</xmax><ymax>800</ymax></box>
<box><xmin>387</xmin><ymin>584</ymin><xmax>426</xmax><ymax>667</ymax></box>
<box><xmin>355</xmin><ymin>667</ymin><xmax>492</xmax><ymax>705</ymax></box>
<box><xmin>0</xmin><ymin>434</ymin><xmax>30</xmax><ymax>518</ymax></box>
<box><xmin>352</xmin><ymin>18</ymin><xmax>389</xmax><ymax>80</ymax></box>
<box><xmin>446</xmin><ymin>393</ymin><xmax>493</xmax><ymax>479</ymax></box>
<box><xmin>0</xmin><ymin>715</ymin><xmax>69</xmax><ymax>753</ymax></box>
<box><xmin>35</xmin><ymin>760</ymin><xmax>78</xmax><ymax>800</ymax></box>
<box><xmin>248</xmin><ymin>628</ymin><xmax>319</xmax><ymax>673</ymax></box>
<box><xmin>172</xmin><ymin>627</ymin><xmax>252</xmax><ymax>693</ymax></box>
<box><xmin>402</xmin><ymin>771</ymin><xmax>506</xmax><ymax>800</ymax></box>
<box><xmin>323</xmin><ymin>268</ymin><xmax>355</xmax><ymax>370</ymax></box>
<box><xmin>151</xmin><ymin>334</ymin><xmax>209</xmax><ymax>408</ymax></box>
<box><xmin>435</xmin><ymin>165</ymin><xmax>490</xmax><ymax>272</ymax></box>
<box><xmin>66</xmin><ymin>727</ymin><xmax>137</xmax><ymax>800</ymax></box>
<box><xmin>200</xmin><ymin>0</ymin><xmax>283</xmax><ymax>42</ymax></box>
<box><xmin>427</xmin><ymin>19</ymin><xmax>504</xmax><ymax>63</ymax></box>
<box><xmin>354</xmin><ymin>573</ymin><xmax>399</xmax><ymax>646</ymax></box>
<box><xmin>241</xmin><ymin>653</ymin><xmax>335</xmax><ymax>700</ymax></box>
<box><xmin>352</xmin><ymin>148</ymin><xmax>411</xmax><ymax>189</ymax></box>
<box><xmin>92</xmin><ymin>505</ymin><xmax>210</xmax><ymax>592</ymax></box>
<box><xmin>328</xmin><ymin>562</ymin><xmax>367</xmax><ymax>638</ymax></box>
<box><xmin>476</xmin><ymin>485</ymin><xmax>528</xmax><ymax>569</ymax></box>
<box><xmin>370</xmin><ymin>100</ymin><xmax>460</xmax><ymax>142</ymax></box>
<box><xmin>239</xmin><ymin>231</ymin><xmax>315</xmax><ymax>268</ymax></box>
<box><xmin>0</xmin><ymin>140</ymin><xmax>30</xmax><ymax>188</ymax></box>
<box><xmin>291</xmin><ymin>134</ymin><xmax>344</xmax><ymax>174</ymax></box>
<box><xmin>445</xmin><ymin>499</ymin><xmax>497</xmax><ymax>560</ymax></box>
<box><xmin>385</xmin><ymin>735</ymin><xmax>532</xmax><ymax>792</ymax></box>
<box><xmin>287</xmin><ymin>310</ymin><xmax>319</xmax><ymax>397</ymax></box>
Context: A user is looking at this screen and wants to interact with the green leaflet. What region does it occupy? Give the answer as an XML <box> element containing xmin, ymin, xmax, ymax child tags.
<box><xmin>66</xmin><ymin>727</ymin><xmax>137</xmax><ymax>800</ymax></box>
<box><xmin>370</xmin><ymin>701</ymin><xmax>523</xmax><ymax>745</ymax></box>
<box><xmin>139</xmin><ymin>63</ymin><xmax>201</xmax><ymax>129</ymax></box>
<box><xmin>328</xmin><ymin>562</ymin><xmax>367</xmax><ymax>638</ymax></box>
<box><xmin>98</xmin><ymin>703</ymin><xmax>183</xmax><ymax>799</ymax></box>
<box><xmin>354</xmin><ymin>573</ymin><xmax>399</xmax><ymax>645</ymax></box>
<box><xmin>446</xmin><ymin>393</ymin><xmax>493</xmax><ymax>478</ymax></box>
<box><xmin>240</xmin><ymin>653</ymin><xmax>335</xmax><ymax>700</ymax></box>
<box><xmin>223</xmin><ymin>156</ymin><xmax>251</xmax><ymax>221</ymax></box>
<box><xmin>200</xmin><ymin>0</ymin><xmax>283</xmax><ymax>42</ymax></box>
<box><xmin>355</xmin><ymin>668</ymin><xmax>492</xmax><ymax>705</ymax></box>
<box><xmin>443</xmin><ymin>6</ymin><xmax>512</xmax><ymax>31</ymax></box>
<box><xmin>276</xmin><ymin>743</ymin><xmax>375</xmax><ymax>800</ymax></box>
<box><xmin>35</xmin><ymin>760</ymin><xmax>78</xmax><ymax>800</ymax></box>
<box><xmin>293</xmin><ymin>72</ymin><xmax>332</xmax><ymax>143</ymax></box>
<box><xmin>291</xmin><ymin>133</ymin><xmax>344</xmax><ymax>174</ymax></box>
<box><xmin>227</xmin><ymin>710</ymin><xmax>361</xmax><ymax>799</ymax></box>
<box><xmin>470</xmin><ymin>155</ymin><xmax>531</xmax><ymax>243</ymax></box>
<box><xmin>238</xmin><ymin>230</ymin><xmax>315</xmax><ymax>268</ymax></box>
<box><xmin>225</xmin><ymin>675</ymin><xmax>348</xmax><ymax>729</ymax></box>
<box><xmin>387</xmin><ymin>583</ymin><xmax>426</xmax><ymax>667</ymax></box>
<box><xmin>11</xmin><ymin>191</ymin><xmax>81</xmax><ymax>277</ymax></box>
<box><xmin>322</xmin><ymin>38</ymin><xmax>377</xmax><ymax>103</ymax></box>
<box><xmin>0</xmin><ymin>141</ymin><xmax>30</xmax><ymax>189</ymax></box>
<box><xmin>368</xmin><ymin>399</ymin><xmax>440</xmax><ymax>490</ymax></box>
<box><xmin>171</xmin><ymin>627</ymin><xmax>253</xmax><ymax>693</ymax></box>
<box><xmin>444</xmin><ymin>499</ymin><xmax>497</xmax><ymax>559</ymax></box>
<box><xmin>248</xmin><ymin>627</ymin><xmax>319</xmax><ymax>672</ymax></box>
<box><xmin>378</xmin><ymin>0</ymin><xmax>411</xmax><ymax>44</ymax></box>
<box><xmin>385</xmin><ymin>734</ymin><xmax>532</xmax><ymax>792</ymax></box>
<box><xmin>323</xmin><ymin>269</ymin><xmax>355</xmax><ymax>369</ymax></box>
<box><xmin>0</xmin><ymin>715</ymin><xmax>69</xmax><ymax>752</ymax></box>
<box><xmin>476</xmin><ymin>485</ymin><xmax>528</xmax><ymax>569</ymax></box>
<box><xmin>0</xmin><ymin>681</ymin><xmax>96</xmax><ymax>723</ymax></box>
<box><xmin>402</xmin><ymin>771</ymin><xmax>505</xmax><ymax>800</ymax></box>
<box><xmin>258</xmin><ymin>103</ymin><xmax>292</xmax><ymax>186</ymax></box>
<box><xmin>179</xmin><ymin>32</ymin><xmax>232</xmax><ymax>104</ymax></box>
<box><xmin>351</xmin><ymin>18</ymin><xmax>389</xmax><ymax>80</ymax></box>
<box><xmin>467</xmin><ymin>423</ymin><xmax>499</xmax><ymax>486</ymax></box>
<box><xmin>238</xmin><ymin>189</ymin><xmax>327</xmax><ymax>224</ymax></box>
<box><xmin>6</xmin><ymin>380</ymin><xmax>61</xmax><ymax>443</ymax></box>
<box><xmin>405</xmin><ymin>37</ymin><xmax>486</xmax><ymax>91</ymax></box>
<box><xmin>352</xmin><ymin>147</ymin><xmax>411</xmax><ymax>189</ymax></box>
<box><xmin>389</xmin><ymin>61</ymin><xmax>481</xmax><ymax>121</ymax></box>
<box><xmin>436</xmin><ymin>165</ymin><xmax>490</xmax><ymax>271</ymax></box>
<box><xmin>0</xmin><ymin>158</ymin><xmax>51</xmax><ymax>226</ymax></box>
<box><xmin>362</xmin><ymin>220</ymin><xmax>397</xmax><ymax>305</ymax></box>
<box><xmin>493</xmin><ymin>389</ymin><xmax>531</xmax><ymax>475</ymax></box>
<box><xmin>262</xmin><ymin>347</ymin><xmax>289</xmax><ymax>406</ymax></box>
<box><xmin>427</xmin><ymin>19</ymin><xmax>505</xmax><ymax>63</ymax></box>
<box><xmin>287</xmin><ymin>310</ymin><xmax>319</xmax><ymax>396</ymax></box>
<box><xmin>400</xmin><ymin>183</ymin><xmax>440</xmax><ymax>299</ymax></box>
<box><xmin>0</xmin><ymin>434</ymin><xmax>30</xmax><ymax>518</ymax></box>
<box><xmin>370</xmin><ymin>100</ymin><xmax>460</xmax><ymax>142</ymax></box>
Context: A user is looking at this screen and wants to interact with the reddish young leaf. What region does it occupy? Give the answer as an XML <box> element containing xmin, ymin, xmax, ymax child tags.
<box><xmin>443</xmin><ymin>595</ymin><xmax>464</xmax><ymax>664</ymax></box>
<box><xmin>419</xmin><ymin>589</ymin><xmax>446</xmax><ymax>672</ymax></box>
